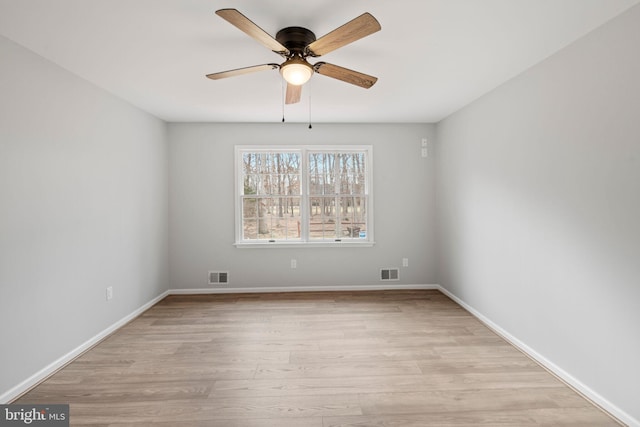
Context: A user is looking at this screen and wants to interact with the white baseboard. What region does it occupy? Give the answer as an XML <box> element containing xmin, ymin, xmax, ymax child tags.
<box><xmin>3</xmin><ymin>284</ymin><xmax>636</xmax><ymax>427</ymax></box>
<box><xmin>170</xmin><ymin>284</ymin><xmax>440</xmax><ymax>294</ymax></box>
<box><xmin>0</xmin><ymin>290</ymin><xmax>170</xmax><ymax>404</ymax></box>
<box><xmin>437</xmin><ymin>286</ymin><xmax>638</xmax><ymax>427</ymax></box>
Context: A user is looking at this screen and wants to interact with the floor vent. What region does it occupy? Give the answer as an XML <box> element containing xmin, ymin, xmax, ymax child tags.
<box><xmin>380</xmin><ymin>268</ymin><xmax>399</xmax><ymax>281</ymax></box>
<box><xmin>208</xmin><ymin>271</ymin><xmax>229</xmax><ymax>285</ymax></box>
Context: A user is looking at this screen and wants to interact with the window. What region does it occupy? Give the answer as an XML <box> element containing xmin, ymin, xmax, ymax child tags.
<box><xmin>235</xmin><ymin>145</ymin><xmax>373</xmax><ymax>247</ymax></box>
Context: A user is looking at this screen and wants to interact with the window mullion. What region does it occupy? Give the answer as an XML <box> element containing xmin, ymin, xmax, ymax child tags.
<box><xmin>334</xmin><ymin>152</ymin><xmax>341</xmax><ymax>238</ymax></box>
<box><xmin>301</xmin><ymin>149</ymin><xmax>309</xmax><ymax>241</ymax></box>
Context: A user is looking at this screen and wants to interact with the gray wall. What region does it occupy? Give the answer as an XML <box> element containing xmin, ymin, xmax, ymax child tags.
<box><xmin>436</xmin><ymin>5</ymin><xmax>640</xmax><ymax>423</ymax></box>
<box><xmin>169</xmin><ymin>123</ymin><xmax>437</xmax><ymax>290</ymax></box>
<box><xmin>0</xmin><ymin>36</ymin><xmax>169</xmax><ymax>396</ymax></box>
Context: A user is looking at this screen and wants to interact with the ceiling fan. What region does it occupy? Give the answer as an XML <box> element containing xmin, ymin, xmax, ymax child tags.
<box><xmin>206</xmin><ymin>9</ymin><xmax>381</xmax><ymax>104</ymax></box>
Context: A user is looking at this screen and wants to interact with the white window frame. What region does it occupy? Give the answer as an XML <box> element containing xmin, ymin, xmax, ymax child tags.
<box><xmin>234</xmin><ymin>145</ymin><xmax>374</xmax><ymax>248</ymax></box>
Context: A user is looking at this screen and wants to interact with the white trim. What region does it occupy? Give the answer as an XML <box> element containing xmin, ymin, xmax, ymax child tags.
<box><xmin>437</xmin><ymin>286</ymin><xmax>638</xmax><ymax>427</ymax></box>
<box><xmin>170</xmin><ymin>284</ymin><xmax>439</xmax><ymax>294</ymax></box>
<box><xmin>234</xmin><ymin>241</ymin><xmax>375</xmax><ymax>248</ymax></box>
<box><xmin>0</xmin><ymin>290</ymin><xmax>170</xmax><ymax>404</ymax></box>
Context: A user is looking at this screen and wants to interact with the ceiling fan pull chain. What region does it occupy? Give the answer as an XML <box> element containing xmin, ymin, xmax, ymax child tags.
<box><xmin>308</xmin><ymin>95</ymin><xmax>312</xmax><ymax>129</ymax></box>
<box><xmin>282</xmin><ymin>77</ymin><xmax>286</xmax><ymax>123</ymax></box>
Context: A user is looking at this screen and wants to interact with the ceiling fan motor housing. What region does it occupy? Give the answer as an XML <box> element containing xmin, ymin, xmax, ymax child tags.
<box><xmin>276</xmin><ymin>27</ymin><xmax>317</xmax><ymax>56</ymax></box>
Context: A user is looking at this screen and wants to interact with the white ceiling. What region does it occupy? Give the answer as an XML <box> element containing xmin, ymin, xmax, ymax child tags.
<box><xmin>1</xmin><ymin>0</ymin><xmax>638</xmax><ymax>123</ymax></box>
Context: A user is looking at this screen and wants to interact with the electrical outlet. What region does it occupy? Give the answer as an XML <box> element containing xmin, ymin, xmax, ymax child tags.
<box><xmin>291</xmin><ymin>259</ymin><xmax>297</xmax><ymax>269</ymax></box>
<box><xmin>422</xmin><ymin>138</ymin><xmax>428</xmax><ymax>147</ymax></box>
<box><xmin>106</xmin><ymin>286</ymin><xmax>113</xmax><ymax>301</ymax></box>
<box><xmin>402</xmin><ymin>258</ymin><xmax>409</xmax><ymax>267</ymax></box>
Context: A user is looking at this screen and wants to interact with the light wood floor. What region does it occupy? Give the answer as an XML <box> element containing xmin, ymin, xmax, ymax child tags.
<box><xmin>16</xmin><ymin>290</ymin><xmax>620</xmax><ymax>426</ymax></box>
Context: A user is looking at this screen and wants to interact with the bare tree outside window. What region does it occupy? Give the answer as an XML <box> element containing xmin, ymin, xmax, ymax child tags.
<box><xmin>241</xmin><ymin>151</ymin><xmax>301</xmax><ymax>240</ymax></box>
<box><xmin>308</xmin><ymin>151</ymin><xmax>367</xmax><ymax>240</ymax></box>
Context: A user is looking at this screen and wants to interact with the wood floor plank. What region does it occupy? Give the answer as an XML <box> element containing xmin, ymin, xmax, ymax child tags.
<box><xmin>14</xmin><ymin>380</ymin><xmax>211</xmax><ymax>404</ymax></box>
<box><xmin>357</xmin><ymin>387</ymin><xmax>594</xmax><ymax>415</ymax></box>
<box><xmin>123</xmin><ymin>361</ymin><xmax>257</xmax><ymax>380</ymax></box>
<box><xmin>69</xmin><ymin>395</ymin><xmax>361</xmax><ymax>423</ymax></box>
<box><xmin>13</xmin><ymin>290</ymin><xmax>621</xmax><ymax>426</ymax></box>
<box><xmin>105</xmin><ymin>418</ymin><xmax>324</xmax><ymax>427</ymax></box>
<box><xmin>171</xmin><ymin>340</ymin><xmax>319</xmax><ymax>353</ymax></box>
<box><xmin>254</xmin><ymin>361</ymin><xmax>422</xmax><ymax>380</ymax></box>
<box><xmin>289</xmin><ymin>348</ymin><xmax>440</xmax><ymax>364</ymax></box>
<box><xmin>211</xmin><ymin>371</ymin><xmax>564</xmax><ymax>398</ymax></box>
<box><xmin>167</xmin><ymin>351</ymin><xmax>290</xmax><ymax>365</ymax></box>
<box><xmin>323</xmin><ymin>407</ymin><xmax>620</xmax><ymax>427</ymax></box>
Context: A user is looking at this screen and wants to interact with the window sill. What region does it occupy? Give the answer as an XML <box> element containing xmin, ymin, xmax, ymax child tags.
<box><xmin>234</xmin><ymin>241</ymin><xmax>375</xmax><ymax>249</ymax></box>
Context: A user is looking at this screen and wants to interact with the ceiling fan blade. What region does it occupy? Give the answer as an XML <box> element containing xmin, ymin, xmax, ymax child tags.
<box><xmin>206</xmin><ymin>64</ymin><xmax>279</xmax><ymax>80</ymax></box>
<box><xmin>285</xmin><ymin>83</ymin><xmax>302</xmax><ymax>104</ymax></box>
<box><xmin>216</xmin><ymin>9</ymin><xmax>289</xmax><ymax>56</ymax></box>
<box><xmin>306</xmin><ymin>13</ymin><xmax>381</xmax><ymax>57</ymax></box>
<box><xmin>314</xmin><ymin>62</ymin><xmax>377</xmax><ymax>89</ymax></box>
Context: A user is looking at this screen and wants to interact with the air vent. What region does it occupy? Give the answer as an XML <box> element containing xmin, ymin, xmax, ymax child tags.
<box><xmin>208</xmin><ymin>271</ymin><xmax>229</xmax><ymax>285</ymax></box>
<box><xmin>380</xmin><ymin>268</ymin><xmax>399</xmax><ymax>281</ymax></box>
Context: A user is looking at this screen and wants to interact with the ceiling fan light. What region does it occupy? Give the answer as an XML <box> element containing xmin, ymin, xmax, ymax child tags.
<box><xmin>280</xmin><ymin>58</ymin><xmax>313</xmax><ymax>86</ymax></box>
